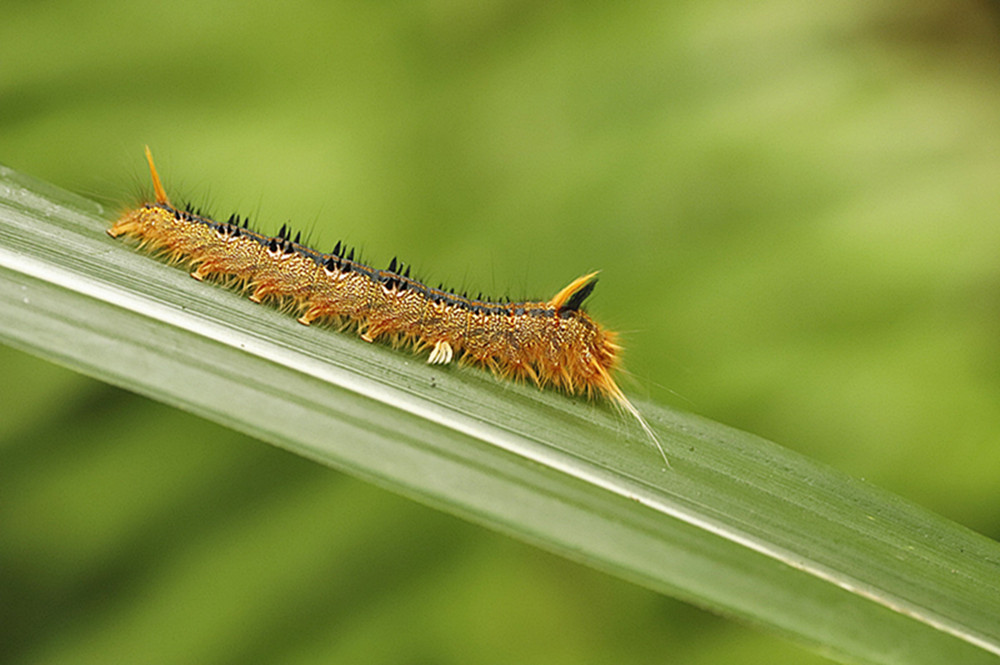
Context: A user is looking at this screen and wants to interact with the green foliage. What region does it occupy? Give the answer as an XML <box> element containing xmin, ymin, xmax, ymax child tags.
<box><xmin>2</xmin><ymin>163</ymin><xmax>999</xmax><ymax>663</ymax></box>
<box><xmin>5</xmin><ymin>1</ymin><xmax>1000</xmax><ymax>663</ymax></box>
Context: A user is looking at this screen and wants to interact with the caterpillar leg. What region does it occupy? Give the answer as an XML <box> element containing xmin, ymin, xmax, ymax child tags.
<box><xmin>427</xmin><ymin>340</ymin><xmax>454</xmax><ymax>365</ymax></box>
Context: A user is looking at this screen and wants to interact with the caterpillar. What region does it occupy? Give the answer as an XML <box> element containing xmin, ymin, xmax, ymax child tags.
<box><xmin>108</xmin><ymin>148</ymin><xmax>667</xmax><ymax>465</ymax></box>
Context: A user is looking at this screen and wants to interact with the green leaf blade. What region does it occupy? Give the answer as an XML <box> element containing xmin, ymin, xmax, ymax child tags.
<box><xmin>2</xmin><ymin>166</ymin><xmax>998</xmax><ymax>664</ymax></box>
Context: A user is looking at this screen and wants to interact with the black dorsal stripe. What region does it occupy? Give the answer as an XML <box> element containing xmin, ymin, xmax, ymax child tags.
<box><xmin>158</xmin><ymin>200</ymin><xmax>576</xmax><ymax>319</ymax></box>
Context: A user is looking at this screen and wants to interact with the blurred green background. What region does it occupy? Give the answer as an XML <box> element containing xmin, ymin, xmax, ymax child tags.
<box><xmin>3</xmin><ymin>1</ymin><xmax>1000</xmax><ymax>663</ymax></box>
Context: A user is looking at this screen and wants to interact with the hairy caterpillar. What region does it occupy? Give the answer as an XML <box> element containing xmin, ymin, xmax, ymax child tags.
<box><xmin>108</xmin><ymin>148</ymin><xmax>667</xmax><ymax>465</ymax></box>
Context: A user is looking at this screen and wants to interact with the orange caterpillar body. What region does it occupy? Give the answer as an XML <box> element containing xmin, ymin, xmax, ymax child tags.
<box><xmin>108</xmin><ymin>148</ymin><xmax>666</xmax><ymax>464</ymax></box>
